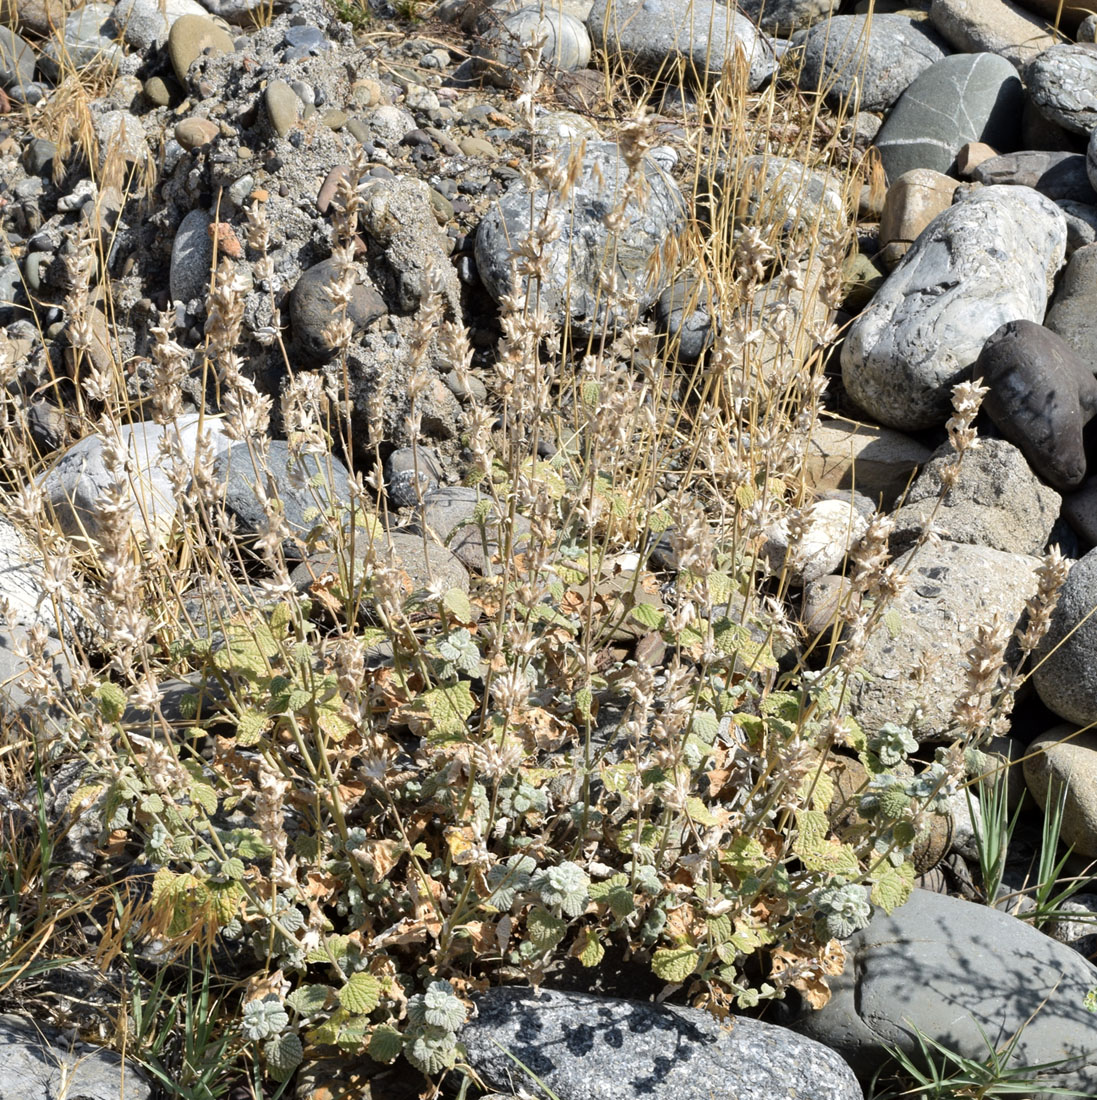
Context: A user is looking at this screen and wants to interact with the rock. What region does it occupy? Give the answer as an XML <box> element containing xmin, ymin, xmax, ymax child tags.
<box><xmin>841</xmin><ymin>251</ymin><xmax>887</xmax><ymax>311</ymax></box>
<box><xmin>110</xmin><ymin>0</ymin><xmax>205</xmax><ymax>50</ymax></box>
<box><xmin>418</xmin><ymin>486</ymin><xmax>531</xmax><ymax>575</ymax></box>
<box><xmin>587</xmin><ymin>0</ymin><xmax>778</xmax><ymax>92</ymax></box>
<box><xmin>94</xmin><ymin>109</ymin><xmax>149</xmax><ymax>175</ymax></box>
<box><xmin>264</xmin><ymin>79</ymin><xmax>300</xmax><ymax>137</ymax></box>
<box><xmin>873</xmin><ymin>52</ymin><xmax>1024</xmax><ymax>182</ymax></box>
<box><xmin>1028</xmin><ymin>43</ymin><xmax>1097</xmax><ymax>135</ymax></box>
<box><xmin>1058</xmin><ymin>198</ymin><xmax>1097</xmax><ymax>254</ymax></box>
<box><xmin>739</xmin><ymin>0</ymin><xmax>836</xmax><ymax>35</ymax></box>
<box><xmin>878</xmin><ymin>168</ymin><xmax>961</xmax><ymax>267</ymax></box>
<box><xmin>210</xmin><ymin>441</ymin><xmax>356</xmax><ymax>560</ymax></box>
<box><xmin>734</xmin><ymin>253</ymin><xmax>836</xmax><ymax>385</ymax></box>
<box><xmin>39</xmin><ymin>416</ymin><xmax>233</xmax><ymax>546</ymax></box>
<box><xmin>711</xmin><ymin>154</ymin><xmax>848</xmax><ymax>245</ymax></box>
<box><xmin>1045</xmin><ymin>242</ymin><xmax>1097</xmax><ymax>374</ymax></box>
<box><xmin>842</xmin><ymin>186</ymin><xmax>1066</xmax><ymax>431</ymax></box>
<box><xmin>1087</xmin><ymin>125</ymin><xmax>1097</xmax><ymax>193</ymax></box>
<box><xmin>1043</xmin><ymin>892</ymin><xmax>1097</xmax><ymax>955</ymax></box>
<box><xmin>360</xmin><ymin>176</ymin><xmax>462</xmax><ymax>316</ymax></box>
<box><xmin>461</xmin><ymin>988</ymin><xmax>863</xmax><ymax>1100</ymax></box>
<box><xmin>803</xmin><ymin>417</ymin><xmax>931</xmax><ymax>508</ymax></box>
<box><xmin>475</xmin><ymin>141</ymin><xmax>684</xmax><ymax>333</ymax></box>
<box><xmin>0</xmin><ymin>515</ymin><xmax>67</xmax><ymax>633</ymax></box>
<box><xmin>174</xmin><ymin>116</ymin><xmax>219</xmax><ymax>149</ymax></box>
<box><xmin>38</xmin><ymin>2</ymin><xmax>119</xmax><ymax>81</ymax></box>
<box><xmin>655</xmin><ymin>279</ymin><xmax>713</xmax><ymax>364</ymax></box>
<box><xmin>290</xmin><ymin>258</ymin><xmax>386</xmax><ymax>364</ymax></box>
<box><xmin>169</xmin><ymin>207</ymin><xmax>214</xmax><ymax>305</ymax></box>
<box><xmin>0</xmin><ymin>1013</ymin><xmax>151</xmax><ymax>1100</ymax></box>
<box><xmin>385</xmin><ymin>445</ymin><xmax>442</xmax><ymax>509</ymax></box>
<box><xmin>790</xmin><ymin>888</ymin><xmax>1097</xmax><ymax>1098</ymax></box>
<box><xmin>0</xmin><ymin>0</ymin><xmax>70</xmax><ymax>36</ymax></box>
<box><xmin>291</xmin><ymin>531</ymin><xmax>470</xmax><ymax>615</ymax></box>
<box><xmin>974</xmin><ymin>149</ymin><xmax>1096</xmax><ymax>202</ymax></box>
<box><xmin>1062</xmin><ymin>476</ymin><xmax>1097</xmax><ymax>544</ymax></box>
<box><xmin>929</xmin><ymin>0</ymin><xmax>1058</xmax><ymax>70</ymax></box>
<box><xmin>801</xmin><ymin>574</ymin><xmax>857</xmax><ymax>639</ymax></box>
<box><xmin>841</xmin><ymin>540</ymin><xmax>1040</xmax><ymax>739</ymax></box>
<box><xmin>1033</xmin><ymin>548</ymin><xmax>1097</xmax><ymax>723</ymax></box>
<box><xmin>477</xmin><ymin>6</ymin><xmax>591</xmax><ymax>86</ymax></box>
<box><xmin>955</xmin><ymin>141</ymin><xmax>999</xmax><ymax>176</ymax></box>
<box><xmin>1024</xmin><ymin>725</ymin><xmax>1097</xmax><ymax>856</ymax></box>
<box><xmin>143</xmin><ymin>74</ymin><xmax>172</xmax><ymax>106</ymax></box>
<box><xmin>167</xmin><ymin>12</ymin><xmax>233</xmax><ymax>85</ymax></box>
<box><xmin>975</xmin><ymin>319</ymin><xmax>1097</xmax><ymax>490</ymax></box>
<box><xmin>795</xmin><ymin>15</ymin><xmax>948</xmax><ymax>113</ymax></box>
<box><xmin>890</xmin><ymin>438</ymin><xmax>1062</xmax><ymax>555</ymax></box>
<box><xmin>1010</xmin><ymin>0</ymin><xmax>1089</xmax><ymax>33</ymax></box>
<box><xmin>764</xmin><ymin>498</ymin><xmax>869</xmax><ymax>585</ymax></box>
<box><xmin>0</xmin><ymin>28</ymin><xmax>35</xmax><ymax>89</ymax></box>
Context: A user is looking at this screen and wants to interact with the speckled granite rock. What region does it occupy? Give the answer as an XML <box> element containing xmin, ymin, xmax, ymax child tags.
<box><xmin>889</xmin><ymin>438</ymin><xmax>1061</xmax><ymax>555</ymax></box>
<box><xmin>841</xmin><ymin>539</ymin><xmax>1041</xmax><ymax>739</ymax></box>
<box><xmin>460</xmin><ymin>987</ymin><xmax>864</xmax><ymax>1100</ymax></box>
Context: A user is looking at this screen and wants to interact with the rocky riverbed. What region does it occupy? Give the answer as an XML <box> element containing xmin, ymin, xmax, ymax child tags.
<box><xmin>5</xmin><ymin>0</ymin><xmax>1097</xmax><ymax>1097</ymax></box>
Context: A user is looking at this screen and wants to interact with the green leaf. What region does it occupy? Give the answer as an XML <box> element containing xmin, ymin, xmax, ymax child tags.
<box><xmin>442</xmin><ymin>587</ymin><xmax>473</xmax><ymax>622</ymax></box>
<box><xmin>368</xmin><ymin>1023</ymin><xmax>403</xmax><ymax>1064</ymax></box>
<box><xmin>98</xmin><ymin>681</ymin><xmax>127</xmax><ymax>723</ymax></box>
<box><xmin>409</xmin><ymin>681</ymin><xmax>477</xmax><ymax>740</ymax></box>
<box><xmin>189</xmin><ymin>782</ymin><xmax>218</xmax><ymax>815</ymax></box>
<box><xmin>264</xmin><ymin>1033</ymin><xmax>303</xmax><ymax>1080</ymax></box>
<box><xmin>217</xmin><ymin>827</ymin><xmax>272</xmax><ymax>860</ymax></box>
<box><xmin>235</xmin><ymin>708</ymin><xmax>268</xmax><ymax>747</ymax></box>
<box><xmin>286</xmin><ymin>984</ymin><xmax>332</xmax><ymax>1017</ymax></box>
<box><xmin>690</xmin><ymin>710</ymin><xmax>721</xmax><ymax>742</ymax></box>
<box><xmin>526</xmin><ymin>906</ymin><xmax>567</xmax><ymax>951</ymax></box>
<box><xmin>884</xmin><ymin>610</ymin><xmax>903</xmax><ymax>638</ymax></box>
<box><xmin>871</xmin><ymin>860</ymin><xmax>915</xmax><ymax>914</ymax></box>
<box><xmin>339</xmin><ymin>972</ymin><xmax>382</xmax><ymax>1014</ymax></box>
<box><xmin>308</xmin><ymin>934</ymin><xmax>350</xmax><ymax>965</ymax></box>
<box><xmin>220</xmin><ymin>857</ymin><xmax>245</xmax><ymax>880</ymax></box>
<box><xmin>651</xmin><ymin>946</ymin><xmax>699</xmax><ymax>983</ymax></box>
<box><xmin>572</xmin><ymin>926</ymin><xmax>605</xmax><ymax>968</ymax></box>
<box><xmin>629</xmin><ymin>601</ymin><xmax>665</xmax><ymax>630</ymax></box>
<box><xmin>138</xmin><ymin>792</ymin><xmax>163</xmax><ymax>814</ymax></box>
<box><xmin>706</xmin><ymin>571</ymin><xmax>734</xmax><ymax>604</ymax></box>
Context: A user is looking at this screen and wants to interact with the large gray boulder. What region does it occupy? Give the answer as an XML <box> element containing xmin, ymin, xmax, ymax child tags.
<box><xmin>587</xmin><ymin>0</ymin><xmax>778</xmax><ymax>91</ymax></box>
<box><xmin>841</xmin><ymin>185</ymin><xmax>1066</xmax><ymax>431</ymax></box>
<box><xmin>795</xmin><ymin>14</ymin><xmax>948</xmax><ymax>113</ymax></box>
<box><xmin>839</xmin><ymin>539</ymin><xmax>1041</xmax><ymax>739</ymax></box>
<box><xmin>790</xmin><ymin>889</ymin><xmax>1097</xmax><ymax>1100</ymax></box>
<box><xmin>461</xmin><ymin>987</ymin><xmax>864</xmax><ymax>1100</ymax></box>
<box><xmin>475</xmin><ymin>141</ymin><xmax>685</xmax><ymax>333</ymax></box>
